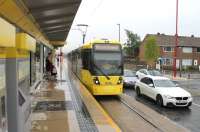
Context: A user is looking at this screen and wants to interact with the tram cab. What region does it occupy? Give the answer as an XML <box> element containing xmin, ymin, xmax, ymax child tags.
<box><xmin>70</xmin><ymin>39</ymin><xmax>123</xmax><ymax>95</ymax></box>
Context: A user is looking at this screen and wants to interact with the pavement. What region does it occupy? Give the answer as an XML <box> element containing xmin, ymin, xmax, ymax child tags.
<box><xmin>31</xmin><ymin>65</ymin><xmax>80</xmax><ymax>132</ymax></box>
<box><xmin>163</xmin><ymin>71</ymin><xmax>200</xmax><ymax>81</ymax></box>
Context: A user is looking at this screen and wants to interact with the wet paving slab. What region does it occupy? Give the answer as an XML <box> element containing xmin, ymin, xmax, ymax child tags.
<box><xmin>34</xmin><ymin>101</ymin><xmax>73</xmax><ymax>112</ymax></box>
<box><xmin>31</xmin><ymin>62</ymin><xmax>98</xmax><ymax>132</ymax></box>
<box><xmin>124</xmin><ymin>86</ymin><xmax>200</xmax><ymax>132</ymax></box>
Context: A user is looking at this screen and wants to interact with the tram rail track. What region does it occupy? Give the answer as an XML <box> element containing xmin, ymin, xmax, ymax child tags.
<box><xmin>119</xmin><ymin>98</ymin><xmax>163</xmax><ymax>132</ymax></box>
<box><xmin>97</xmin><ymin>95</ymin><xmax>161</xmax><ymax>132</ymax></box>
<box><xmin>97</xmin><ymin>94</ymin><xmax>188</xmax><ymax>132</ymax></box>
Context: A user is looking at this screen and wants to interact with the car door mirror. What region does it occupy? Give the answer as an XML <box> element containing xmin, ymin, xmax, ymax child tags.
<box><xmin>136</xmin><ymin>75</ymin><xmax>139</xmax><ymax>79</ymax></box>
<box><xmin>148</xmin><ymin>84</ymin><xmax>154</xmax><ymax>87</ymax></box>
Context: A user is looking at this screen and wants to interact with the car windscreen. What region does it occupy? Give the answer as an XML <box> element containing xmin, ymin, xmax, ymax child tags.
<box><xmin>149</xmin><ymin>70</ymin><xmax>162</xmax><ymax>76</ymax></box>
<box><xmin>124</xmin><ymin>70</ymin><xmax>136</xmax><ymax>77</ymax></box>
<box><xmin>154</xmin><ymin>80</ymin><xmax>176</xmax><ymax>87</ymax></box>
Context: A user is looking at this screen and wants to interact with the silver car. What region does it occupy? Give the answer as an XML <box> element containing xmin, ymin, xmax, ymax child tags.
<box><xmin>123</xmin><ymin>69</ymin><xmax>138</xmax><ymax>88</ymax></box>
<box><xmin>136</xmin><ymin>69</ymin><xmax>162</xmax><ymax>80</ymax></box>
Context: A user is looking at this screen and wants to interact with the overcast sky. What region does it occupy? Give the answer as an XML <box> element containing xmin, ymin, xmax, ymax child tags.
<box><xmin>63</xmin><ymin>0</ymin><xmax>200</xmax><ymax>53</ymax></box>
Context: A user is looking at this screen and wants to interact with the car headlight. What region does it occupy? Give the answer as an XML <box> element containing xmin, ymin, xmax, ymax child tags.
<box><xmin>163</xmin><ymin>95</ymin><xmax>175</xmax><ymax>99</ymax></box>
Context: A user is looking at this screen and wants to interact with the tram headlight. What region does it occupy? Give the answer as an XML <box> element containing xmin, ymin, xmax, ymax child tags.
<box><xmin>93</xmin><ymin>77</ymin><xmax>100</xmax><ymax>85</ymax></box>
<box><xmin>117</xmin><ymin>77</ymin><xmax>123</xmax><ymax>84</ymax></box>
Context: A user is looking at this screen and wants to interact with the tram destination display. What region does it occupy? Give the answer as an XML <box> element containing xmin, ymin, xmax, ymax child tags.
<box><xmin>94</xmin><ymin>44</ymin><xmax>121</xmax><ymax>51</ymax></box>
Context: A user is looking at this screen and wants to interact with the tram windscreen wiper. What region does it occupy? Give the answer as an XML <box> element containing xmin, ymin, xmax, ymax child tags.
<box><xmin>93</xmin><ymin>63</ymin><xmax>110</xmax><ymax>80</ymax></box>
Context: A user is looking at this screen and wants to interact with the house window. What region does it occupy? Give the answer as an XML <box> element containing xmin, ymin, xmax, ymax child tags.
<box><xmin>182</xmin><ymin>59</ymin><xmax>192</xmax><ymax>66</ymax></box>
<box><xmin>197</xmin><ymin>48</ymin><xmax>200</xmax><ymax>52</ymax></box>
<box><xmin>163</xmin><ymin>47</ymin><xmax>174</xmax><ymax>52</ymax></box>
<box><xmin>163</xmin><ymin>58</ymin><xmax>173</xmax><ymax>65</ymax></box>
<box><xmin>182</xmin><ymin>47</ymin><xmax>192</xmax><ymax>53</ymax></box>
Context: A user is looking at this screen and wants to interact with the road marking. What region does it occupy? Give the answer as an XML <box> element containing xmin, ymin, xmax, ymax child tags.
<box><xmin>193</xmin><ymin>103</ymin><xmax>200</xmax><ymax>108</ymax></box>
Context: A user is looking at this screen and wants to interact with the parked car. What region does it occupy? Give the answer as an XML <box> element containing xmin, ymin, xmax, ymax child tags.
<box><xmin>123</xmin><ymin>69</ymin><xmax>137</xmax><ymax>88</ymax></box>
<box><xmin>136</xmin><ymin>69</ymin><xmax>162</xmax><ymax>80</ymax></box>
<box><xmin>135</xmin><ymin>75</ymin><xmax>192</xmax><ymax>107</ymax></box>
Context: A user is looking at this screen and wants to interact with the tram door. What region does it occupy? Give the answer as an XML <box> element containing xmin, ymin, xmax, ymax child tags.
<box><xmin>0</xmin><ymin>60</ymin><xmax>7</xmax><ymax>132</ymax></box>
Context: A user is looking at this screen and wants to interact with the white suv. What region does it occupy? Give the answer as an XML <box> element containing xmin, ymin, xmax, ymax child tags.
<box><xmin>135</xmin><ymin>76</ymin><xmax>192</xmax><ymax>107</ymax></box>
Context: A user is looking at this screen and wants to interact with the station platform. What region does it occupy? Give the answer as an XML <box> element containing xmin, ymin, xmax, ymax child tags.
<box><xmin>30</xmin><ymin>60</ymin><xmax>120</xmax><ymax>132</ymax></box>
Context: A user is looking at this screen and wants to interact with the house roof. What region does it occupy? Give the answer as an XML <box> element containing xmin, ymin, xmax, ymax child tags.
<box><xmin>144</xmin><ymin>34</ymin><xmax>200</xmax><ymax>47</ymax></box>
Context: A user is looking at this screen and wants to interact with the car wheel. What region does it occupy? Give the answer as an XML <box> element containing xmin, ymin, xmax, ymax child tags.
<box><xmin>136</xmin><ymin>87</ymin><xmax>141</xmax><ymax>97</ymax></box>
<box><xmin>156</xmin><ymin>95</ymin><xmax>163</xmax><ymax>107</ymax></box>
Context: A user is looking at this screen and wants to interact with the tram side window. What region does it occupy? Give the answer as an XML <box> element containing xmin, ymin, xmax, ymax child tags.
<box><xmin>81</xmin><ymin>50</ymin><xmax>91</xmax><ymax>70</ymax></box>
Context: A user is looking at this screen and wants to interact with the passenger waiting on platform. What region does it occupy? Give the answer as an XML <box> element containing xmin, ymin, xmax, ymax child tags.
<box><xmin>46</xmin><ymin>52</ymin><xmax>57</xmax><ymax>76</ymax></box>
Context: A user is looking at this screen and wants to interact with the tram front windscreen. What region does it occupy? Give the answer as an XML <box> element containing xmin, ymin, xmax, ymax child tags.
<box><xmin>93</xmin><ymin>44</ymin><xmax>123</xmax><ymax>76</ymax></box>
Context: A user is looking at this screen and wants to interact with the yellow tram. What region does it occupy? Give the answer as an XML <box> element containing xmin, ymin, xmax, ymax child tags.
<box><xmin>69</xmin><ymin>39</ymin><xmax>123</xmax><ymax>95</ymax></box>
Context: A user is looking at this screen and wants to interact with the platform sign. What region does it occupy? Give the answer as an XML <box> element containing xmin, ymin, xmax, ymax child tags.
<box><xmin>0</xmin><ymin>60</ymin><xmax>7</xmax><ymax>132</ymax></box>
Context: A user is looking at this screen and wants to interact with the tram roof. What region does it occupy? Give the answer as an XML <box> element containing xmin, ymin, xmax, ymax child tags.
<box><xmin>82</xmin><ymin>39</ymin><xmax>121</xmax><ymax>49</ymax></box>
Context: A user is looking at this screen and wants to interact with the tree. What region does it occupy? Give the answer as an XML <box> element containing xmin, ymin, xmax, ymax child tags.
<box><xmin>144</xmin><ymin>36</ymin><xmax>160</xmax><ymax>67</ymax></box>
<box><xmin>123</xmin><ymin>29</ymin><xmax>141</xmax><ymax>57</ymax></box>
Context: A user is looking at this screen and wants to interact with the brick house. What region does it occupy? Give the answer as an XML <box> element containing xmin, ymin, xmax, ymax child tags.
<box><xmin>139</xmin><ymin>33</ymin><xmax>200</xmax><ymax>69</ymax></box>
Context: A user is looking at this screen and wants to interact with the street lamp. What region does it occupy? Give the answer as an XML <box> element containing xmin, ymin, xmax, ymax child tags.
<box><xmin>77</xmin><ymin>24</ymin><xmax>88</xmax><ymax>44</ymax></box>
<box><xmin>173</xmin><ymin>0</ymin><xmax>179</xmax><ymax>78</ymax></box>
<box><xmin>117</xmin><ymin>24</ymin><xmax>121</xmax><ymax>42</ymax></box>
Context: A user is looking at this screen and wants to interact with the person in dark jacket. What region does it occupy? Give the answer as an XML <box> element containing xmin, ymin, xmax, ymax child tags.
<box><xmin>46</xmin><ymin>52</ymin><xmax>56</xmax><ymax>76</ymax></box>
